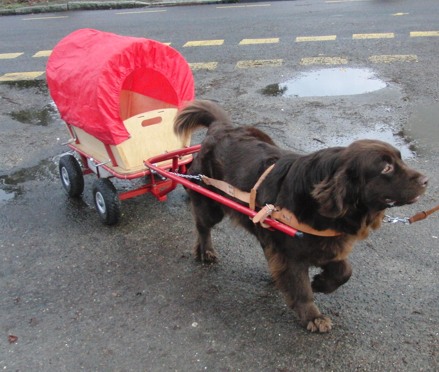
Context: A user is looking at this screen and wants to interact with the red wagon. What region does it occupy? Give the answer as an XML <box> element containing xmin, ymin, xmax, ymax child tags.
<box><xmin>47</xmin><ymin>29</ymin><xmax>299</xmax><ymax>237</ymax></box>
<box><xmin>47</xmin><ymin>29</ymin><xmax>195</xmax><ymax>225</ymax></box>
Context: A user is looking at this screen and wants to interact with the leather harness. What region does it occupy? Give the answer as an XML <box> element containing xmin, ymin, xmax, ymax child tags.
<box><xmin>201</xmin><ymin>164</ymin><xmax>438</xmax><ymax>236</ymax></box>
<box><xmin>201</xmin><ymin>164</ymin><xmax>342</xmax><ymax>237</ymax></box>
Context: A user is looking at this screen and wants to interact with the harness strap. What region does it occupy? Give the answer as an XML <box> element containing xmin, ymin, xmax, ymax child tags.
<box><xmin>249</xmin><ymin>164</ymin><xmax>275</xmax><ymax>210</ymax></box>
<box><xmin>201</xmin><ymin>164</ymin><xmax>342</xmax><ymax>237</ymax></box>
<box><xmin>253</xmin><ymin>204</ymin><xmax>342</xmax><ymax>237</ymax></box>
<box><xmin>200</xmin><ymin>163</ymin><xmax>276</xmax><ymax>207</ymax></box>
<box><xmin>201</xmin><ymin>176</ymin><xmax>251</xmax><ymax>203</ymax></box>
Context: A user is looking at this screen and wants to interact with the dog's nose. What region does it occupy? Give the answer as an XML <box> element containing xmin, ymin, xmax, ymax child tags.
<box><xmin>418</xmin><ymin>175</ymin><xmax>429</xmax><ymax>187</ymax></box>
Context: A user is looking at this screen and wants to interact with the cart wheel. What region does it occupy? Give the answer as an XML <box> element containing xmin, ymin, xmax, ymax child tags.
<box><xmin>59</xmin><ymin>154</ymin><xmax>84</xmax><ymax>197</ymax></box>
<box><xmin>92</xmin><ymin>178</ymin><xmax>120</xmax><ymax>225</ymax></box>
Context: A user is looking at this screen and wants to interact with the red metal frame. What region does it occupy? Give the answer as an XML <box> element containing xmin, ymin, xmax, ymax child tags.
<box><xmin>68</xmin><ymin>142</ymin><xmax>193</xmax><ymax>202</ymax></box>
<box><xmin>144</xmin><ymin>145</ymin><xmax>300</xmax><ymax>238</ymax></box>
<box><xmin>67</xmin><ymin>139</ymin><xmax>299</xmax><ymax>237</ymax></box>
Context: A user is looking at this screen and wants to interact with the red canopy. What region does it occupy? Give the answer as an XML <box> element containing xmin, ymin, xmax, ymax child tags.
<box><xmin>46</xmin><ymin>28</ymin><xmax>195</xmax><ymax>145</ymax></box>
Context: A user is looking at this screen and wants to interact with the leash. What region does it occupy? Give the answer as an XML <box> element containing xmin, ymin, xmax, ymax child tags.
<box><xmin>384</xmin><ymin>204</ymin><xmax>439</xmax><ymax>225</ymax></box>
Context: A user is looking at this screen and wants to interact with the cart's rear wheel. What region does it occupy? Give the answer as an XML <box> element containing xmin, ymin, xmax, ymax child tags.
<box><xmin>59</xmin><ymin>154</ymin><xmax>84</xmax><ymax>197</ymax></box>
<box><xmin>92</xmin><ymin>178</ymin><xmax>120</xmax><ymax>225</ymax></box>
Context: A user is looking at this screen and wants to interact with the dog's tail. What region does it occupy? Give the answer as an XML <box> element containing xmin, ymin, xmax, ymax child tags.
<box><xmin>174</xmin><ymin>100</ymin><xmax>232</xmax><ymax>143</ymax></box>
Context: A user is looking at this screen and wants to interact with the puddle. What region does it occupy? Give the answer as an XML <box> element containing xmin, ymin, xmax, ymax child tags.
<box><xmin>262</xmin><ymin>68</ymin><xmax>387</xmax><ymax>98</ymax></box>
<box><xmin>260</xmin><ymin>83</ymin><xmax>287</xmax><ymax>97</ymax></box>
<box><xmin>8</xmin><ymin>104</ymin><xmax>57</xmax><ymax>126</ymax></box>
<box><xmin>0</xmin><ymin>79</ymin><xmax>48</xmax><ymax>94</ymax></box>
<box><xmin>1</xmin><ymin>160</ymin><xmax>57</xmax><ymax>185</ymax></box>
<box><xmin>0</xmin><ymin>159</ymin><xmax>58</xmax><ymax>201</ymax></box>
<box><xmin>323</xmin><ymin>123</ymin><xmax>415</xmax><ymax>159</ymax></box>
<box><xmin>0</xmin><ymin>188</ymin><xmax>16</xmax><ymax>202</ymax></box>
<box><xmin>406</xmin><ymin>104</ymin><xmax>439</xmax><ymax>150</ymax></box>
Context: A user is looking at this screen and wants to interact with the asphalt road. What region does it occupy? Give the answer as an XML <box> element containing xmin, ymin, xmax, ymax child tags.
<box><xmin>1</xmin><ymin>0</ymin><xmax>438</xmax><ymax>370</ymax></box>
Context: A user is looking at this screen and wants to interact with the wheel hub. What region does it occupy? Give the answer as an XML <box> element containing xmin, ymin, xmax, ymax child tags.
<box><xmin>95</xmin><ymin>192</ymin><xmax>107</xmax><ymax>215</ymax></box>
<box><xmin>61</xmin><ymin>167</ymin><xmax>71</xmax><ymax>187</ymax></box>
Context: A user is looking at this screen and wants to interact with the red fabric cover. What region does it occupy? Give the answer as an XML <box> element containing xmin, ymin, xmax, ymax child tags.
<box><xmin>46</xmin><ymin>28</ymin><xmax>194</xmax><ymax>145</ymax></box>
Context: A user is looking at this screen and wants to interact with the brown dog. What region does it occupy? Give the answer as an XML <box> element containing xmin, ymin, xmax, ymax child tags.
<box><xmin>174</xmin><ymin>100</ymin><xmax>428</xmax><ymax>333</ymax></box>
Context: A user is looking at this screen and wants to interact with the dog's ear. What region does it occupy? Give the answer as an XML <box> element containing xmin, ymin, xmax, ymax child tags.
<box><xmin>312</xmin><ymin>171</ymin><xmax>349</xmax><ymax>218</ymax></box>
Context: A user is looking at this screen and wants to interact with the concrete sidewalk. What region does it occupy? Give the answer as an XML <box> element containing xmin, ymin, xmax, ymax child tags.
<box><xmin>0</xmin><ymin>0</ymin><xmax>225</xmax><ymax>15</ymax></box>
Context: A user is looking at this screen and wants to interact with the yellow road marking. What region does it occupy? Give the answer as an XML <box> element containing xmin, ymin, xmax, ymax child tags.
<box><xmin>33</xmin><ymin>50</ymin><xmax>52</xmax><ymax>58</ymax></box>
<box><xmin>410</xmin><ymin>31</ymin><xmax>439</xmax><ymax>37</ymax></box>
<box><xmin>0</xmin><ymin>71</ymin><xmax>45</xmax><ymax>81</ymax></box>
<box><xmin>116</xmin><ymin>9</ymin><xmax>167</xmax><ymax>15</ymax></box>
<box><xmin>295</xmin><ymin>35</ymin><xmax>337</xmax><ymax>42</ymax></box>
<box><xmin>0</xmin><ymin>53</ymin><xmax>23</xmax><ymax>59</ymax></box>
<box><xmin>184</xmin><ymin>40</ymin><xmax>224</xmax><ymax>47</ymax></box>
<box><xmin>217</xmin><ymin>4</ymin><xmax>271</xmax><ymax>8</ymax></box>
<box><xmin>300</xmin><ymin>56</ymin><xmax>348</xmax><ymax>65</ymax></box>
<box><xmin>326</xmin><ymin>0</ymin><xmax>368</xmax><ymax>3</ymax></box>
<box><xmin>189</xmin><ymin>62</ymin><xmax>218</xmax><ymax>71</ymax></box>
<box><xmin>369</xmin><ymin>54</ymin><xmax>418</xmax><ymax>63</ymax></box>
<box><xmin>23</xmin><ymin>16</ymin><xmax>68</xmax><ymax>20</ymax></box>
<box><xmin>239</xmin><ymin>38</ymin><xmax>279</xmax><ymax>45</ymax></box>
<box><xmin>236</xmin><ymin>59</ymin><xmax>283</xmax><ymax>68</ymax></box>
<box><xmin>353</xmin><ymin>33</ymin><xmax>395</xmax><ymax>39</ymax></box>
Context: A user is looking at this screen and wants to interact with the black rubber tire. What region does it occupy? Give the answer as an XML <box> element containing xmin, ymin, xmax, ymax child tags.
<box><xmin>92</xmin><ymin>178</ymin><xmax>121</xmax><ymax>225</ymax></box>
<box><xmin>59</xmin><ymin>154</ymin><xmax>84</xmax><ymax>197</ymax></box>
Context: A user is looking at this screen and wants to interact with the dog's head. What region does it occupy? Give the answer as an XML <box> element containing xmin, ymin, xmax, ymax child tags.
<box><xmin>312</xmin><ymin>140</ymin><xmax>428</xmax><ymax>218</ymax></box>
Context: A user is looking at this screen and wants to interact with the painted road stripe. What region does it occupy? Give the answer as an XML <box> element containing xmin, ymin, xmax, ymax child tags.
<box><xmin>326</xmin><ymin>0</ymin><xmax>368</xmax><ymax>3</ymax></box>
<box><xmin>33</xmin><ymin>50</ymin><xmax>52</xmax><ymax>58</ymax></box>
<box><xmin>410</xmin><ymin>31</ymin><xmax>439</xmax><ymax>37</ymax></box>
<box><xmin>116</xmin><ymin>9</ymin><xmax>166</xmax><ymax>15</ymax></box>
<box><xmin>184</xmin><ymin>40</ymin><xmax>224</xmax><ymax>47</ymax></box>
<box><xmin>0</xmin><ymin>71</ymin><xmax>45</xmax><ymax>81</ymax></box>
<box><xmin>217</xmin><ymin>4</ymin><xmax>270</xmax><ymax>8</ymax></box>
<box><xmin>236</xmin><ymin>59</ymin><xmax>283</xmax><ymax>68</ymax></box>
<box><xmin>300</xmin><ymin>56</ymin><xmax>348</xmax><ymax>65</ymax></box>
<box><xmin>0</xmin><ymin>52</ymin><xmax>420</xmax><ymax>80</ymax></box>
<box><xmin>23</xmin><ymin>16</ymin><xmax>68</xmax><ymax>20</ymax></box>
<box><xmin>392</xmin><ymin>12</ymin><xmax>409</xmax><ymax>16</ymax></box>
<box><xmin>369</xmin><ymin>54</ymin><xmax>418</xmax><ymax>63</ymax></box>
<box><xmin>296</xmin><ymin>35</ymin><xmax>337</xmax><ymax>42</ymax></box>
<box><xmin>239</xmin><ymin>38</ymin><xmax>279</xmax><ymax>45</ymax></box>
<box><xmin>0</xmin><ymin>53</ymin><xmax>23</xmax><ymax>59</ymax></box>
<box><xmin>353</xmin><ymin>33</ymin><xmax>395</xmax><ymax>39</ymax></box>
<box><xmin>189</xmin><ymin>62</ymin><xmax>218</xmax><ymax>71</ymax></box>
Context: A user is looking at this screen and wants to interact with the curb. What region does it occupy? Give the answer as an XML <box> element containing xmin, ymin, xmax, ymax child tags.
<box><xmin>0</xmin><ymin>0</ymin><xmax>227</xmax><ymax>15</ymax></box>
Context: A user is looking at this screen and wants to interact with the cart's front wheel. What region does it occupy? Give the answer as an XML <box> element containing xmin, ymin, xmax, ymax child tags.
<box><xmin>92</xmin><ymin>178</ymin><xmax>120</xmax><ymax>225</ymax></box>
<box><xmin>59</xmin><ymin>154</ymin><xmax>84</xmax><ymax>197</ymax></box>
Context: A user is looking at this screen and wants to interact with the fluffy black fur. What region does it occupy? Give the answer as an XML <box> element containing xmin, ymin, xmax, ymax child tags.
<box><xmin>174</xmin><ymin>100</ymin><xmax>428</xmax><ymax>332</ymax></box>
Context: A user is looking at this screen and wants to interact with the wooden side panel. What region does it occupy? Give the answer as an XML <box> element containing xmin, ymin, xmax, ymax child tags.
<box><xmin>114</xmin><ymin>108</ymin><xmax>188</xmax><ymax>171</ymax></box>
<box><xmin>70</xmin><ymin>108</ymin><xmax>190</xmax><ymax>174</ymax></box>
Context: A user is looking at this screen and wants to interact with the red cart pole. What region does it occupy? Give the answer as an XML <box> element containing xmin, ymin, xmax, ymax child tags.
<box><xmin>145</xmin><ymin>146</ymin><xmax>300</xmax><ymax>238</ymax></box>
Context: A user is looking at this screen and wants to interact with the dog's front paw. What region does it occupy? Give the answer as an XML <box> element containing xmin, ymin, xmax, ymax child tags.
<box><xmin>193</xmin><ymin>244</ymin><xmax>218</xmax><ymax>263</ymax></box>
<box><xmin>201</xmin><ymin>250</ymin><xmax>218</xmax><ymax>263</ymax></box>
<box><xmin>306</xmin><ymin>316</ymin><xmax>332</xmax><ymax>333</ymax></box>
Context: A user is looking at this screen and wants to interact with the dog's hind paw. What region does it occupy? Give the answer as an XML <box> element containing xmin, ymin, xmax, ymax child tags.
<box><xmin>306</xmin><ymin>316</ymin><xmax>332</xmax><ymax>333</ymax></box>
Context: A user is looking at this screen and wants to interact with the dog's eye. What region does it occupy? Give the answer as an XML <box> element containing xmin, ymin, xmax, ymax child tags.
<box><xmin>381</xmin><ymin>163</ymin><xmax>394</xmax><ymax>174</ymax></box>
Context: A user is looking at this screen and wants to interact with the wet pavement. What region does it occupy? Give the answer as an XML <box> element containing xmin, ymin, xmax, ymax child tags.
<box><xmin>1</xmin><ymin>61</ymin><xmax>438</xmax><ymax>370</ymax></box>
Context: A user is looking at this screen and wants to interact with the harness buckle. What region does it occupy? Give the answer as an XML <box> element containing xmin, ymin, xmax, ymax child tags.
<box><xmin>252</xmin><ymin>204</ymin><xmax>276</xmax><ymax>228</ymax></box>
<box><xmin>383</xmin><ymin>215</ymin><xmax>410</xmax><ymax>224</ymax></box>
